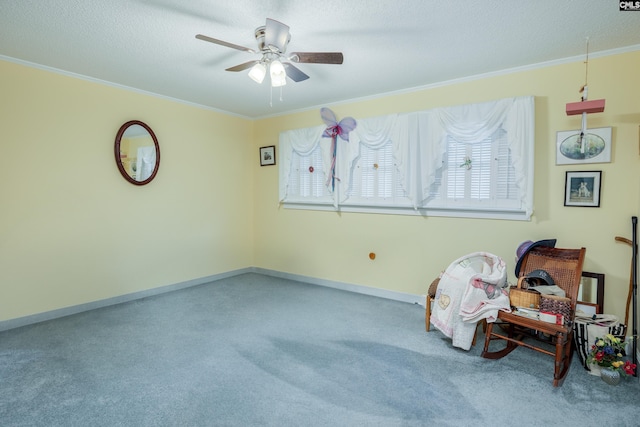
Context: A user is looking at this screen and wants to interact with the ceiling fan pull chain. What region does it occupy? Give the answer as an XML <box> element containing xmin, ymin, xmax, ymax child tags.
<box><xmin>279</xmin><ymin>86</ymin><xmax>283</xmax><ymax>102</ymax></box>
<box><xmin>270</xmin><ymin>86</ymin><xmax>273</xmax><ymax>107</ymax></box>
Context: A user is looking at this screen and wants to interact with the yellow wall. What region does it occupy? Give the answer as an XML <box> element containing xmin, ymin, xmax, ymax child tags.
<box><xmin>1</xmin><ymin>50</ymin><xmax>639</xmax><ymax>336</ymax></box>
<box><xmin>0</xmin><ymin>60</ymin><xmax>254</xmax><ymax>321</ymax></box>
<box><xmin>253</xmin><ymin>50</ymin><xmax>640</xmax><ymax>328</ymax></box>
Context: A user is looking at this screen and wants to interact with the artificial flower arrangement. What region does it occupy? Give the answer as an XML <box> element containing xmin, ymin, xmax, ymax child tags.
<box><xmin>586</xmin><ymin>334</ymin><xmax>637</xmax><ymax>376</ymax></box>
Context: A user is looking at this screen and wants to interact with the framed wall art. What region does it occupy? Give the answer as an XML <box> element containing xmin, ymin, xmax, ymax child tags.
<box><xmin>564</xmin><ymin>170</ymin><xmax>601</xmax><ymax>207</ymax></box>
<box><xmin>259</xmin><ymin>145</ymin><xmax>276</xmax><ymax>166</ymax></box>
<box><xmin>556</xmin><ymin>127</ymin><xmax>612</xmax><ymax>165</ymax></box>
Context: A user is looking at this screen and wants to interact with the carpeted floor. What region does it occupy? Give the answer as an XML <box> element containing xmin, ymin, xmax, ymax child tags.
<box><xmin>0</xmin><ymin>273</ymin><xmax>638</xmax><ymax>426</ymax></box>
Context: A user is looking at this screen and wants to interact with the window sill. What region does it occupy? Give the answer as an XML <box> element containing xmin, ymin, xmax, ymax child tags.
<box><xmin>282</xmin><ymin>202</ymin><xmax>531</xmax><ymax>221</ymax></box>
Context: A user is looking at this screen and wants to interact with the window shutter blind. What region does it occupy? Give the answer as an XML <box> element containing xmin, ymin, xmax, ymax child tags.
<box><xmin>495</xmin><ymin>130</ymin><xmax>517</xmax><ymax>201</ymax></box>
<box><xmin>469</xmin><ymin>138</ymin><xmax>492</xmax><ymax>200</ymax></box>
<box><xmin>349</xmin><ymin>140</ymin><xmax>407</xmax><ymax>204</ymax></box>
<box><xmin>288</xmin><ymin>147</ymin><xmax>330</xmax><ymax>199</ymax></box>
<box><xmin>427</xmin><ymin>128</ymin><xmax>518</xmax><ymax>208</ymax></box>
<box><xmin>446</xmin><ymin>137</ymin><xmax>467</xmax><ymax>199</ymax></box>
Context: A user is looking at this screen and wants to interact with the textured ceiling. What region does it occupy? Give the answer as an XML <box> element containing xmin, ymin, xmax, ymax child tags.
<box><xmin>1</xmin><ymin>0</ymin><xmax>639</xmax><ymax>118</ymax></box>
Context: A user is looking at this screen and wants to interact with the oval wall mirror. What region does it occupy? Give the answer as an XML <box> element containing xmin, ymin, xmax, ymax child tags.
<box><xmin>114</xmin><ymin>120</ymin><xmax>160</xmax><ymax>185</ymax></box>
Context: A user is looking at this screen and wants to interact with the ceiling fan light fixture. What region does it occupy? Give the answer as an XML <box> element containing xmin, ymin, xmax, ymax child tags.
<box><xmin>248</xmin><ymin>62</ymin><xmax>266</xmax><ymax>84</ymax></box>
<box><xmin>269</xmin><ymin>60</ymin><xmax>287</xmax><ymax>87</ymax></box>
<box><xmin>196</xmin><ymin>18</ymin><xmax>343</xmax><ymax>91</ymax></box>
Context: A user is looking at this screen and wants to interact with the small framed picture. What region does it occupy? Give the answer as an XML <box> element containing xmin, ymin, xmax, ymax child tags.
<box><xmin>556</xmin><ymin>127</ymin><xmax>612</xmax><ymax>165</ymax></box>
<box><xmin>259</xmin><ymin>145</ymin><xmax>276</xmax><ymax>166</ymax></box>
<box><xmin>564</xmin><ymin>171</ymin><xmax>601</xmax><ymax>207</ymax></box>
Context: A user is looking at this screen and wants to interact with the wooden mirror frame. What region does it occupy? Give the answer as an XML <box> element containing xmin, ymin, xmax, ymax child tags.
<box><xmin>114</xmin><ymin>120</ymin><xmax>160</xmax><ymax>186</ymax></box>
<box><xmin>578</xmin><ymin>271</ymin><xmax>605</xmax><ymax>314</ymax></box>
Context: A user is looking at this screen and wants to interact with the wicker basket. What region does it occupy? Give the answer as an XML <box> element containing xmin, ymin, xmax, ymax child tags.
<box><xmin>539</xmin><ymin>294</ymin><xmax>571</xmax><ymax>320</ymax></box>
<box><xmin>509</xmin><ymin>277</ymin><xmax>540</xmax><ymax>309</ymax></box>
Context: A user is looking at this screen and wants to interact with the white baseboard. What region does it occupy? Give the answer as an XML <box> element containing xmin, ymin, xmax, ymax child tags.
<box><xmin>0</xmin><ymin>268</ymin><xmax>425</xmax><ymax>332</ymax></box>
<box><xmin>0</xmin><ymin>268</ymin><xmax>253</xmax><ymax>332</ymax></box>
<box><xmin>251</xmin><ymin>267</ymin><xmax>426</xmax><ymax>306</ymax></box>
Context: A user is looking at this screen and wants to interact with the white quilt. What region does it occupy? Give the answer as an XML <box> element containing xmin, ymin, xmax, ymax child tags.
<box><xmin>430</xmin><ymin>252</ymin><xmax>511</xmax><ymax>350</ymax></box>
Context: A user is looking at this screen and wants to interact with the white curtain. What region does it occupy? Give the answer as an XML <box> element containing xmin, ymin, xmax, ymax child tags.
<box><xmin>279</xmin><ymin>115</ymin><xmax>409</xmax><ymax>206</ymax></box>
<box><xmin>136</xmin><ymin>146</ymin><xmax>156</xmax><ymax>182</ymax></box>
<box><xmin>278</xmin><ymin>125</ymin><xmax>326</xmax><ymax>202</ymax></box>
<box><xmin>416</xmin><ymin>96</ymin><xmax>534</xmax><ymax>216</ymax></box>
<box><xmin>504</xmin><ymin>97</ymin><xmax>535</xmax><ymax>218</ymax></box>
<box><xmin>279</xmin><ymin>96</ymin><xmax>534</xmax><ymax>216</ymax></box>
<box><xmin>344</xmin><ymin>114</ymin><xmax>402</xmax><ymax>204</ymax></box>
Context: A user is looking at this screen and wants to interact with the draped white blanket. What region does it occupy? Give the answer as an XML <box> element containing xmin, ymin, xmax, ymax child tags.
<box><xmin>430</xmin><ymin>252</ymin><xmax>510</xmax><ymax>350</ymax></box>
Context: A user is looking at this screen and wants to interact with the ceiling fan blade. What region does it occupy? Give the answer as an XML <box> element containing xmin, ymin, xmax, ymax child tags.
<box><xmin>290</xmin><ymin>52</ymin><xmax>343</xmax><ymax>65</ymax></box>
<box><xmin>265</xmin><ymin>18</ymin><xmax>290</xmax><ymax>52</ymax></box>
<box><xmin>283</xmin><ymin>63</ymin><xmax>310</xmax><ymax>82</ymax></box>
<box><xmin>196</xmin><ymin>34</ymin><xmax>256</xmax><ymax>54</ymax></box>
<box><xmin>225</xmin><ymin>61</ymin><xmax>259</xmax><ymax>72</ymax></box>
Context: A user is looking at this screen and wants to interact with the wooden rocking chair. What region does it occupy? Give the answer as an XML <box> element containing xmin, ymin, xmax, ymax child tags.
<box><xmin>481</xmin><ymin>245</ymin><xmax>586</xmax><ymax>386</ymax></box>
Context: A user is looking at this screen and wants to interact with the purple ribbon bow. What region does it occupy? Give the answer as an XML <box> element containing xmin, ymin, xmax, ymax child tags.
<box><xmin>320</xmin><ymin>107</ymin><xmax>357</xmax><ymax>191</ymax></box>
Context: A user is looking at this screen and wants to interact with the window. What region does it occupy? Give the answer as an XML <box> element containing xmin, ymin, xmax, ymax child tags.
<box><xmin>279</xmin><ymin>96</ymin><xmax>534</xmax><ymax>220</ymax></box>
<box><xmin>285</xmin><ymin>145</ymin><xmax>333</xmax><ymax>204</ymax></box>
<box><xmin>345</xmin><ymin>140</ymin><xmax>411</xmax><ymax>207</ymax></box>
<box><xmin>426</xmin><ymin>129</ymin><xmax>520</xmax><ymax>211</ymax></box>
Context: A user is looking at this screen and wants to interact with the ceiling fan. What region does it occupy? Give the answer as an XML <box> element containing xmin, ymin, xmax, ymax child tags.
<box><xmin>196</xmin><ymin>18</ymin><xmax>343</xmax><ymax>87</ymax></box>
